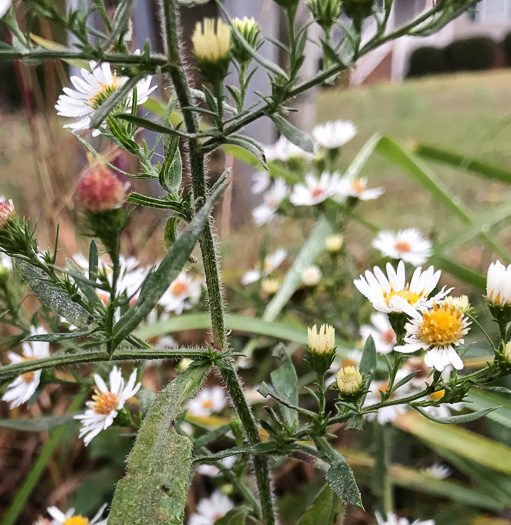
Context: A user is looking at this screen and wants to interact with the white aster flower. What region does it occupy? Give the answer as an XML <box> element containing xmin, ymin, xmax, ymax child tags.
<box><xmin>251</xmin><ymin>171</ymin><xmax>271</xmax><ymax>194</ymax></box>
<box><xmin>241</xmin><ymin>248</ymin><xmax>286</xmax><ymax>286</ymax></box>
<box><xmin>423</xmin><ymin>463</ymin><xmax>452</xmax><ymax>479</ymax></box>
<box><xmin>486</xmin><ymin>260</ymin><xmax>511</xmax><ymax>305</ymax></box>
<box><xmin>55</xmin><ymin>57</ymin><xmax>156</xmax><ymax>135</ymax></box>
<box><xmin>0</xmin><ymin>251</ymin><xmax>12</xmax><ymax>271</ymax></box>
<box><xmin>335</xmin><ymin>175</ymin><xmax>384</xmax><ymax>201</ymax></box>
<box><xmin>364</xmin><ymin>369</ymin><xmax>411</xmax><ymax>425</ymax></box>
<box><xmin>252</xmin><ymin>179</ymin><xmax>289</xmax><ymax>226</ymax></box>
<box><xmin>373</xmin><ymin>228</ymin><xmax>432</xmax><ymax>267</ymax></box>
<box><xmin>312</xmin><ymin>119</ymin><xmax>357</xmax><ymax>149</ymax></box>
<box><xmin>47</xmin><ymin>504</ymin><xmax>108</xmax><ymax>525</ymax></box>
<box><xmin>2</xmin><ymin>327</ymin><xmax>50</xmax><ymax>409</ymax></box>
<box><xmin>74</xmin><ymin>367</ymin><xmax>141</xmax><ymax>445</ymax></box>
<box><xmin>197</xmin><ymin>455</ymin><xmax>237</xmax><ymax>477</ymax></box>
<box><xmin>290</xmin><ymin>171</ymin><xmax>341</xmax><ymax>207</ymax></box>
<box><xmin>189</xmin><ymin>491</ymin><xmax>234</xmax><ymax>525</ymax></box>
<box><xmin>354</xmin><ymin>261</ymin><xmax>449</xmax><ymax>318</ymax></box>
<box><xmin>301</xmin><ymin>265</ymin><xmax>322</xmax><ymax>286</ymax></box>
<box><xmin>375</xmin><ymin>512</ymin><xmax>435</xmax><ymax>525</ymax></box>
<box><xmin>187</xmin><ymin>386</ymin><xmax>226</xmax><ymax>417</ymax></box>
<box><xmin>264</xmin><ymin>136</ymin><xmax>314</xmax><ymax>163</ymax></box>
<box><xmin>395</xmin><ymin>302</ymin><xmax>471</xmax><ymax>372</ymax></box>
<box><xmin>159</xmin><ymin>271</ymin><xmax>202</xmax><ymax>315</ymax></box>
<box><xmin>0</xmin><ymin>0</ymin><xmax>11</xmax><ymax>19</ymax></box>
<box><xmin>360</xmin><ymin>313</ymin><xmax>396</xmax><ymax>355</ymax></box>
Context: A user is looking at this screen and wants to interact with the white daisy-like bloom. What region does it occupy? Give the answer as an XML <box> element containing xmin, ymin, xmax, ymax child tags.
<box><xmin>353</xmin><ymin>261</ymin><xmax>449</xmax><ymax>318</ymax></box>
<box><xmin>360</xmin><ymin>313</ymin><xmax>396</xmax><ymax>355</ymax></box>
<box><xmin>364</xmin><ymin>369</ymin><xmax>411</xmax><ymax>425</ymax></box>
<box><xmin>252</xmin><ymin>179</ymin><xmax>289</xmax><ymax>226</ymax></box>
<box><xmin>47</xmin><ymin>504</ymin><xmax>108</xmax><ymax>525</ymax></box>
<box><xmin>32</xmin><ymin>518</ymin><xmax>51</xmax><ymax>525</ymax></box>
<box><xmin>2</xmin><ymin>327</ymin><xmax>50</xmax><ymax>409</ymax></box>
<box><xmin>241</xmin><ymin>248</ymin><xmax>287</xmax><ymax>286</ymax></box>
<box><xmin>264</xmin><ymin>136</ymin><xmax>314</xmax><ymax>163</ymax></box>
<box><xmin>423</xmin><ymin>463</ymin><xmax>452</xmax><ymax>479</ymax></box>
<box><xmin>158</xmin><ymin>271</ymin><xmax>202</xmax><ymax>315</ymax></box>
<box><xmin>373</xmin><ymin>228</ymin><xmax>432</xmax><ymax>267</ymax></box>
<box><xmin>312</xmin><ymin>119</ymin><xmax>357</xmax><ymax>149</ymax></box>
<box><xmin>189</xmin><ymin>491</ymin><xmax>234</xmax><ymax>525</ymax></box>
<box><xmin>301</xmin><ymin>265</ymin><xmax>322</xmax><ymax>287</ymax></box>
<box><xmin>0</xmin><ymin>0</ymin><xmax>11</xmax><ymax>19</ymax></box>
<box><xmin>375</xmin><ymin>512</ymin><xmax>435</xmax><ymax>525</ymax></box>
<box><xmin>197</xmin><ymin>455</ymin><xmax>236</xmax><ymax>477</ymax></box>
<box><xmin>486</xmin><ymin>260</ymin><xmax>511</xmax><ymax>305</ymax></box>
<box><xmin>55</xmin><ymin>57</ymin><xmax>156</xmax><ymax>135</ymax></box>
<box><xmin>395</xmin><ymin>302</ymin><xmax>471</xmax><ymax>372</ymax></box>
<box><xmin>290</xmin><ymin>171</ymin><xmax>341</xmax><ymax>207</ymax></box>
<box><xmin>187</xmin><ymin>386</ymin><xmax>226</xmax><ymax>417</ymax></box>
<box><xmin>0</xmin><ymin>251</ymin><xmax>12</xmax><ymax>271</ymax></box>
<box><xmin>251</xmin><ymin>171</ymin><xmax>271</xmax><ymax>194</ymax></box>
<box><xmin>74</xmin><ymin>367</ymin><xmax>141</xmax><ymax>445</ymax></box>
<box><xmin>335</xmin><ymin>175</ymin><xmax>384</xmax><ymax>201</ymax></box>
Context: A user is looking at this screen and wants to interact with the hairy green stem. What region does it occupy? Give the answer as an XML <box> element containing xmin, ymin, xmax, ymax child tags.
<box><xmin>161</xmin><ymin>2</ymin><xmax>275</xmax><ymax>523</ymax></box>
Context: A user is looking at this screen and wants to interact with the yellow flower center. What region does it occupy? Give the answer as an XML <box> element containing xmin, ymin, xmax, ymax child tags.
<box><xmin>351</xmin><ymin>179</ymin><xmax>366</xmax><ymax>194</ymax></box>
<box><xmin>418</xmin><ymin>303</ymin><xmax>463</xmax><ymax>346</ymax></box>
<box><xmin>383</xmin><ymin>285</ymin><xmax>426</xmax><ymax>307</ymax></box>
<box><xmin>88</xmin><ymin>74</ymin><xmax>121</xmax><ymax>109</ymax></box>
<box><xmin>430</xmin><ymin>389</ymin><xmax>445</xmax><ymax>401</ymax></box>
<box><xmin>170</xmin><ymin>281</ymin><xmax>188</xmax><ymax>296</ymax></box>
<box><xmin>21</xmin><ymin>356</ymin><xmax>37</xmax><ymax>383</ymax></box>
<box><xmin>395</xmin><ymin>240</ymin><xmax>411</xmax><ymax>253</ymax></box>
<box><xmin>63</xmin><ymin>517</ymin><xmax>89</xmax><ymax>525</ymax></box>
<box><xmin>91</xmin><ymin>389</ymin><xmax>119</xmax><ymax>415</ymax></box>
<box><xmin>202</xmin><ymin>399</ymin><xmax>213</xmax><ymax>410</ymax></box>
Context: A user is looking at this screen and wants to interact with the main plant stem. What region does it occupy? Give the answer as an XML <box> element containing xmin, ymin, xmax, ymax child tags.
<box><xmin>162</xmin><ymin>2</ymin><xmax>275</xmax><ymax>523</ymax></box>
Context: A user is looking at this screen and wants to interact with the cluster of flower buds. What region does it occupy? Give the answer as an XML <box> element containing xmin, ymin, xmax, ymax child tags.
<box><xmin>231</xmin><ymin>17</ymin><xmax>262</xmax><ymax>65</ymax></box>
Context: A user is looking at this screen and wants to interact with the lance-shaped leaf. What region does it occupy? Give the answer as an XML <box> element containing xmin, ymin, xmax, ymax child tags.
<box><xmin>270</xmin><ymin>114</ymin><xmax>315</xmax><ymax>154</ymax></box>
<box><xmin>115</xmin><ymin>113</ymin><xmax>193</xmax><ymax>138</ymax></box>
<box><xmin>106</xmin><ymin>0</ymin><xmax>135</xmax><ymax>47</ymax></box>
<box><xmin>14</xmin><ymin>260</ymin><xmax>99</xmax><ymax>331</ymax></box>
<box><xmin>358</xmin><ymin>335</ymin><xmax>376</xmax><ymax>402</ymax></box>
<box><xmin>108</xmin><ymin>363</ymin><xmax>211</xmax><ymax>525</ymax></box>
<box><xmin>111</xmin><ymin>175</ymin><xmax>228</xmax><ymax>349</ymax></box>
<box><xmin>0</xmin><ymin>413</ymin><xmax>79</xmax><ymax>432</ymax></box>
<box><xmin>270</xmin><ymin>345</ymin><xmax>299</xmax><ymax>428</ymax></box>
<box><xmin>214</xmin><ymin>509</ymin><xmax>246</xmax><ymax>525</ymax></box>
<box><xmin>297</xmin><ymin>485</ymin><xmax>344</xmax><ymax>525</ymax></box>
<box><xmin>413</xmin><ymin>405</ymin><xmax>499</xmax><ymax>425</ymax></box>
<box><xmin>325</xmin><ymin>460</ymin><xmax>363</xmax><ymax>508</ymax></box>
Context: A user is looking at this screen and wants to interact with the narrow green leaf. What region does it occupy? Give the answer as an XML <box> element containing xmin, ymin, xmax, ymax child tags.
<box><xmin>414</xmin><ymin>143</ymin><xmax>511</xmax><ymax>185</ymax></box>
<box><xmin>270</xmin><ymin>345</ymin><xmax>299</xmax><ymax>427</ymax></box>
<box><xmin>264</xmin><ymin>216</ymin><xmax>333</xmax><ymax>322</ymax></box>
<box><xmin>270</xmin><ymin>114</ymin><xmax>315</xmax><ymax>154</ymax></box>
<box><xmin>14</xmin><ymin>259</ymin><xmax>99</xmax><ymax>331</ymax></box>
<box><xmin>88</xmin><ymin>239</ymin><xmax>98</xmax><ymax>281</ymax></box>
<box><xmin>24</xmin><ymin>330</ymin><xmax>95</xmax><ymax>342</ymax></box>
<box><xmin>467</xmin><ymin>389</ymin><xmax>511</xmax><ymax>430</ymax></box>
<box><xmin>115</xmin><ymin>113</ymin><xmax>192</xmax><ymax>138</ymax></box>
<box><xmin>223</xmin><ymin>143</ymin><xmax>265</xmax><ymax>170</ymax></box>
<box><xmin>89</xmin><ymin>75</ymin><xmax>141</xmax><ymax>130</ymax></box>
<box><xmin>0</xmin><ymin>413</ymin><xmax>78</xmax><ymax>432</ymax></box>
<box><xmin>108</xmin><ymin>363</ymin><xmax>211</xmax><ymax>525</ymax></box>
<box><xmin>213</xmin><ymin>509</ymin><xmax>246</xmax><ymax>525</ymax></box>
<box><xmin>107</xmin><ymin>0</ymin><xmax>135</xmax><ymax>46</ymax></box>
<box><xmin>359</xmin><ymin>335</ymin><xmax>376</xmax><ymax>382</ymax></box>
<box><xmin>297</xmin><ymin>485</ymin><xmax>344</xmax><ymax>525</ymax></box>
<box><xmin>112</xmin><ymin>177</ymin><xmax>228</xmax><ymax>349</ymax></box>
<box><xmin>224</xmin><ymin>135</ymin><xmax>268</xmax><ymax>170</ymax></box>
<box><xmin>414</xmin><ymin>405</ymin><xmax>499</xmax><ymax>425</ymax></box>
<box><xmin>325</xmin><ymin>460</ymin><xmax>363</xmax><ymax>508</ymax></box>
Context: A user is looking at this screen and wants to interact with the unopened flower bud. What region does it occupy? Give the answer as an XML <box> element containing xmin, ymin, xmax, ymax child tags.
<box><xmin>337</xmin><ymin>365</ymin><xmax>363</xmax><ymax>394</ymax></box>
<box><xmin>301</xmin><ymin>265</ymin><xmax>322</xmax><ymax>287</ymax></box>
<box><xmin>262</xmin><ymin>278</ymin><xmax>280</xmax><ymax>296</ymax></box>
<box><xmin>325</xmin><ymin>234</ymin><xmax>343</xmax><ymax>253</ymax></box>
<box><xmin>232</xmin><ymin>17</ymin><xmax>261</xmax><ymax>64</ymax></box>
<box><xmin>0</xmin><ymin>196</ymin><xmax>15</xmax><ymax>228</ymax></box>
<box><xmin>308</xmin><ymin>324</ymin><xmax>335</xmax><ymax>354</ymax></box>
<box><xmin>77</xmin><ymin>167</ymin><xmax>126</xmax><ymax>213</ymax></box>
<box><xmin>430</xmin><ymin>389</ymin><xmax>445</xmax><ymax>402</ymax></box>
<box><xmin>308</xmin><ymin>0</ymin><xmax>341</xmax><ymax>31</ymax></box>
<box><xmin>504</xmin><ymin>342</ymin><xmax>511</xmax><ymax>364</ymax></box>
<box><xmin>192</xmin><ymin>18</ymin><xmax>231</xmax><ymax>84</ymax></box>
<box><xmin>445</xmin><ymin>295</ymin><xmax>471</xmax><ymax>314</ymax></box>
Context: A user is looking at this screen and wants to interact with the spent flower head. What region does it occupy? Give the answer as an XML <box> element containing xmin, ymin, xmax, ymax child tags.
<box><xmin>77</xmin><ymin>166</ymin><xmax>126</xmax><ymax>213</ymax></box>
<box><xmin>0</xmin><ymin>195</ymin><xmax>15</xmax><ymax>229</ymax></box>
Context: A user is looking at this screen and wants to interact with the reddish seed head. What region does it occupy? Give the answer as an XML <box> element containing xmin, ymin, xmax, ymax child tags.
<box><xmin>76</xmin><ymin>167</ymin><xmax>125</xmax><ymax>213</ymax></box>
<box><xmin>0</xmin><ymin>198</ymin><xmax>15</xmax><ymax>229</ymax></box>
